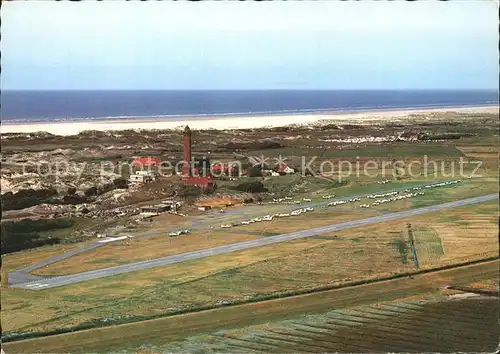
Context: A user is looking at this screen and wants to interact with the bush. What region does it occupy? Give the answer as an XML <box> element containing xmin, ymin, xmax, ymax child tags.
<box><xmin>84</xmin><ymin>186</ymin><xmax>98</xmax><ymax>197</ymax></box>
<box><xmin>248</xmin><ymin>166</ymin><xmax>263</xmax><ymax>178</ymax></box>
<box><xmin>319</xmin><ymin>123</ymin><xmax>340</xmax><ymax>131</ymax></box>
<box><xmin>234</xmin><ymin>182</ymin><xmax>268</xmax><ymax>193</ymax></box>
<box><xmin>420</xmin><ymin>133</ymin><xmax>473</xmax><ymax>141</ymax></box>
<box><xmin>331</xmin><ymin>179</ymin><xmax>349</xmax><ymax>188</ymax></box>
<box><xmin>1</xmin><ymin>188</ymin><xmax>59</xmax><ymax>211</ymax></box>
<box><xmin>14</xmin><ymin>188</ymin><xmax>58</xmax><ymax>199</ymax></box>
<box><xmin>62</xmin><ymin>195</ymin><xmax>88</xmax><ymax>205</ymax></box>
<box><xmin>2</xmin><ymin>218</ymin><xmax>74</xmax><ymax>234</ymax></box>
<box><xmin>113</xmin><ymin>177</ymin><xmax>128</xmax><ymax>189</ymax></box>
<box><xmin>177</xmin><ymin>185</ymin><xmax>204</xmax><ymax>204</ymax></box>
<box><xmin>177</xmin><ymin>185</ymin><xmax>203</xmax><ymax>198</ymax></box>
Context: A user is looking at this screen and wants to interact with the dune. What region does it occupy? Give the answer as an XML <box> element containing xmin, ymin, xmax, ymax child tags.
<box><xmin>1</xmin><ymin>105</ymin><xmax>497</xmax><ymax>136</ymax></box>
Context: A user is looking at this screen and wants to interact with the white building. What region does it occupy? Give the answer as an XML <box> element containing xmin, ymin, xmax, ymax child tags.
<box><xmin>129</xmin><ymin>171</ymin><xmax>156</xmax><ymax>184</ymax></box>
<box><xmin>279</xmin><ymin>166</ymin><xmax>295</xmax><ymax>174</ymax></box>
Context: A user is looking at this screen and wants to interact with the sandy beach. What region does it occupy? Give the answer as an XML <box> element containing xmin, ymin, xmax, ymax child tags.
<box><xmin>1</xmin><ymin>105</ymin><xmax>498</xmax><ymax>136</ymax></box>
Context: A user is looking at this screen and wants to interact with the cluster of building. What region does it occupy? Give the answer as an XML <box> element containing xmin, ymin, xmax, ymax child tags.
<box><xmin>128</xmin><ymin>127</ymin><xmax>302</xmax><ymax>191</ymax></box>
<box><xmin>129</xmin><ymin>170</ymin><xmax>157</xmax><ymax>184</ymax></box>
<box><xmin>261</xmin><ymin>165</ymin><xmax>296</xmax><ymax>176</ymax></box>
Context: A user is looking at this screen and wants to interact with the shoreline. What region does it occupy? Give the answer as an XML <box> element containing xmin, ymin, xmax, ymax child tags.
<box><xmin>1</xmin><ymin>105</ymin><xmax>498</xmax><ymax>136</ymax></box>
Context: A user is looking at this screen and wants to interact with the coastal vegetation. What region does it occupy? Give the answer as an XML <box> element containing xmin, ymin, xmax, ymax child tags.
<box><xmin>1</xmin><ymin>218</ymin><xmax>74</xmax><ymax>254</ymax></box>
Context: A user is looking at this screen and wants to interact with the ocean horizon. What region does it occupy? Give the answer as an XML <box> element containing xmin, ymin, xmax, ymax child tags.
<box><xmin>1</xmin><ymin>90</ymin><xmax>498</xmax><ymax>124</ymax></box>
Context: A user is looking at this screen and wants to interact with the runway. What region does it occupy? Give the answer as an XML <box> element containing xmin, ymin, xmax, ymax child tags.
<box><xmin>10</xmin><ymin>193</ymin><xmax>498</xmax><ymax>291</ymax></box>
<box><xmin>7</xmin><ymin>180</ymin><xmax>444</xmax><ymax>286</ymax></box>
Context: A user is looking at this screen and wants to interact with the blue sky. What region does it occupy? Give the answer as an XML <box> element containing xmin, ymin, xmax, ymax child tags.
<box><xmin>2</xmin><ymin>1</ymin><xmax>498</xmax><ymax>90</ymax></box>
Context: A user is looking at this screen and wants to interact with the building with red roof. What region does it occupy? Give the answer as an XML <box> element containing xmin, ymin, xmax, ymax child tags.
<box><xmin>131</xmin><ymin>157</ymin><xmax>161</xmax><ymax>167</ymax></box>
<box><xmin>278</xmin><ymin>165</ymin><xmax>295</xmax><ymax>174</ymax></box>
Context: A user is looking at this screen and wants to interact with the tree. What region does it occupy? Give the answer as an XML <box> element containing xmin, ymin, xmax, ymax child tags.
<box><xmin>113</xmin><ymin>177</ymin><xmax>128</xmax><ymax>189</ymax></box>
<box><xmin>248</xmin><ymin>166</ymin><xmax>263</xmax><ymax>178</ymax></box>
<box><xmin>84</xmin><ymin>186</ymin><xmax>98</xmax><ymax>197</ymax></box>
<box><xmin>234</xmin><ymin>181</ymin><xmax>267</xmax><ymax>193</ymax></box>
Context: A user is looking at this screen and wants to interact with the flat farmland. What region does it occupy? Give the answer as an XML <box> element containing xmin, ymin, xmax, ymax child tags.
<box><xmin>322</xmin><ymin>201</ymin><xmax>498</xmax><ymax>268</ymax></box>
<box><xmin>413</xmin><ymin>202</ymin><xmax>499</xmax><ymax>267</ymax></box>
<box><xmin>3</xmin><ymin>195</ymin><xmax>497</xmax><ymax>336</ymax></box>
<box><xmin>2</xmin><ymin>237</ymin><xmax>325</xmax><ymax>335</ymax></box>
<box><xmin>4</xmin><ymin>261</ymin><xmax>498</xmax><ymax>353</ymax></box>
<box><xmin>32</xmin><ymin>230</ymin><xmax>265</xmax><ymax>276</ymax></box>
<box><xmin>2</xmin><ymin>218</ymin><xmax>416</xmax><ymax>336</ymax></box>
<box><xmin>456</xmin><ymin>145</ymin><xmax>499</xmax><ymax>160</ymax></box>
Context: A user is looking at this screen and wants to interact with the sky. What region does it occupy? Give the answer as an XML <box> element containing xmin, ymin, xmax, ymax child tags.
<box><xmin>2</xmin><ymin>1</ymin><xmax>499</xmax><ymax>90</ymax></box>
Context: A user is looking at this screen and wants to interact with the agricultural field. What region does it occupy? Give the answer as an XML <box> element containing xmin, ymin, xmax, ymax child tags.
<box><xmin>155</xmin><ymin>296</ymin><xmax>498</xmax><ymax>353</ymax></box>
<box><xmin>4</xmin><ymin>260</ymin><xmax>498</xmax><ymax>353</ymax></box>
<box><xmin>321</xmin><ymin>200</ymin><xmax>498</xmax><ymax>268</ymax></box>
<box><xmin>2</xmin><ymin>200</ymin><xmax>497</xmax><ymax>340</ymax></box>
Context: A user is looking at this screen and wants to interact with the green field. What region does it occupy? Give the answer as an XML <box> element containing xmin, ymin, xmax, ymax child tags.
<box><xmin>4</xmin><ymin>260</ymin><xmax>498</xmax><ymax>353</ymax></box>
<box><xmin>414</xmin><ymin>227</ymin><xmax>445</xmax><ymax>265</ymax></box>
<box><xmin>248</xmin><ymin>143</ymin><xmax>465</xmax><ymax>159</ymax></box>
<box><xmin>2</xmin><ymin>199</ymin><xmax>498</xmax><ymax>341</ymax></box>
<box><xmin>157</xmin><ymin>296</ymin><xmax>498</xmax><ymax>353</ymax></box>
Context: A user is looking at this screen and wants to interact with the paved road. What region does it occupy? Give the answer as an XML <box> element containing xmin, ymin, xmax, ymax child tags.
<box><xmin>8</xmin><ymin>180</ymin><xmax>440</xmax><ymax>285</ymax></box>
<box><xmin>10</xmin><ymin>193</ymin><xmax>497</xmax><ymax>291</ymax></box>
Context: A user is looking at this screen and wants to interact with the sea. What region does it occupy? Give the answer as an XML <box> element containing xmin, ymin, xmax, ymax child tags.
<box><xmin>1</xmin><ymin>90</ymin><xmax>498</xmax><ymax>124</ymax></box>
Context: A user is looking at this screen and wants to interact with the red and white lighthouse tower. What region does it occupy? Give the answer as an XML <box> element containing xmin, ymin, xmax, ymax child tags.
<box><xmin>182</xmin><ymin>125</ymin><xmax>192</xmax><ymax>177</ymax></box>
<box><xmin>181</xmin><ymin>125</ymin><xmax>216</xmax><ymax>190</ymax></box>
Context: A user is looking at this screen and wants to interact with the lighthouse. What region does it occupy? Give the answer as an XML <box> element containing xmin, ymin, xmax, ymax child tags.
<box><xmin>181</xmin><ymin>125</ymin><xmax>216</xmax><ymax>191</ymax></box>
<box><xmin>182</xmin><ymin>125</ymin><xmax>192</xmax><ymax>177</ymax></box>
